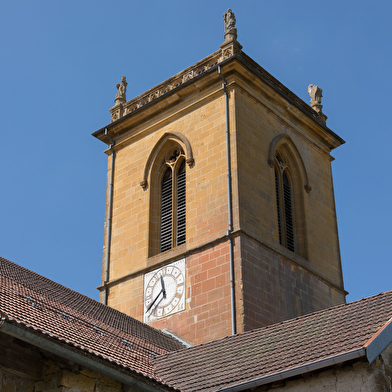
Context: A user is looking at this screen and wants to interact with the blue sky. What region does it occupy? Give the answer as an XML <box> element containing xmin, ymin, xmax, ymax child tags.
<box><xmin>1</xmin><ymin>1</ymin><xmax>391</xmax><ymax>303</ymax></box>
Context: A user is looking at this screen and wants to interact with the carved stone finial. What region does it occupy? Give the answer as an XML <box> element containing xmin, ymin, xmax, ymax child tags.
<box><xmin>115</xmin><ymin>76</ymin><xmax>127</xmax><ymax>105</ymax></box>
<box><xmin>220</xmin><ymin>9</ymin><xmax>242</xmax><ymax>60</ymax></box>
<box><xmin>308</xmin><ymin>84</ymin><xmax>327</xmax><ymax>124</ymax></box>
<box><xmin>308</xmin><ymin>84</ymin><xmax>323</xmax><ymax>112</ymax></box>
<box><xmin>223</xmin><ymin>9</ymin><xmax>237</xmax><ymax>41</ymax></box>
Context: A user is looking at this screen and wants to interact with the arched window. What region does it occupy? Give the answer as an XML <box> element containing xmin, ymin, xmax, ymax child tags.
<box><xmin>268</xmin><ymin>135</ymin><xmax>309</xmax><ymax>259</ymax></box>
<box><xmin>143</xmin><ymin>132</ymin><xmax>193</xmax><ymax>257</ymax></box>
<box><xmin>275</xmin><ymin>152</ymin><xmax>295</xmax><ymax>252</ymax></box>
<box><xmin>160</xmin><ymin>147</ymin><xmax>186</xmax><ymax>252</ymax></box>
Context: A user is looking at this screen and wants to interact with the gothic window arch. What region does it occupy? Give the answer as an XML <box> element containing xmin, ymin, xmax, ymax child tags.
<box><xmin>268</xmin><ymin>135</ymin><xmax>310</xmax><ymax>258</ymax></box>
<box><xmin>145</xmin><ymin>135</ymin><xmax>193</xmax><ymax>257</ymax></box>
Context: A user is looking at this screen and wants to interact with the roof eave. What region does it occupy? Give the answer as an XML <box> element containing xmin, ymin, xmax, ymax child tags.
<box><xmin>364</xmin><ymin>316</ymin><xmax>392</xmax><ymax>364</ymax></box>
<box><xmin>0</xmin><ymin>320</ymin><xmax>173</xmax><ymax>392</ymax></box>
<box><xmin>218</xmin><ymin>349</ymin><xmax>366</xmax><ymax>392</ymax></box>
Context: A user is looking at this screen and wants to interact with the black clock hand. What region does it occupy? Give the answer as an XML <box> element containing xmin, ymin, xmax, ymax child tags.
<box><xmin>160</xmin><ymin>276</ymin><xmax>166</xmax><ymax>297</ymax></box>
<box><xmin>146</xmin><ymin>289</ymin><xmax>163</xmax><ymax>313</ymax></box>
<box><xmin>151</xmin><ymin>293</ymin><xmax>166</xmax><ymax>315</ymax></box>
<box><xmin>150</xmin><ymin>277</ymin><xmax>167</xmax><ymax>315</ymax></box>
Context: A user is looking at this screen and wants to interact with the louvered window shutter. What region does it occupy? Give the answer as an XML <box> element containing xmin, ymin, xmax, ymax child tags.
<box><xmin>176</xmin><ymin>161</ymin><xmax>186</xmax><ymax>246</ymax></box>
<box><xmin>160</xmin><ymin>168</ymin><xmax>173</xmax><ymax>252</ymax></box>
<box><xmin>275</xmin><ymin>168</ymin><xmax>283</xmax><ymax>246</ymax></box>
<box><xmin>283</xmin><ymin>171</ymin><xmax>295</xmax><ymax>252</ymax></box>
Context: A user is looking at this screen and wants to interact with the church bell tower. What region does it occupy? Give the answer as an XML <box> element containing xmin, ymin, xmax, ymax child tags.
<box><xmin>93</xmin><ymin>10</ymin><xmax>346</xmax><ymax>345</ymax></box>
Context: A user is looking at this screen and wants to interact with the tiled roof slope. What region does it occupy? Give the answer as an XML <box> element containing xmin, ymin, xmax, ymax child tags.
<box><xmin>0</xmin><ymin>256</ymin><xmax>184</xmax><ymax>383</ymax></box>
<box><xmin>153</xmin><ymin>291</ymin><xmax>392</xmax><ymax>392</ymax></box>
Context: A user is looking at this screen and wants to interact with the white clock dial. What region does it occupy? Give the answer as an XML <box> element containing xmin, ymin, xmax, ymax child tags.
<box><xmin>144</xmin><ymin>259</ymin><xmax>186</xmax><ymax>322</ymax></box>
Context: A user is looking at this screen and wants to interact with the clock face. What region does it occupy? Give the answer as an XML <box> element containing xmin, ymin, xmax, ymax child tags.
<box><xmin>144</xmin><ymin>258</ymin><xmax>186</xmax><ymax>322</ymax></box>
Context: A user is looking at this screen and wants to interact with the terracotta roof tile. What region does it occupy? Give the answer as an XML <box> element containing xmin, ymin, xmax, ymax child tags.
<box><xmin>153</xmin><ymin>291</ymin><xmax>392</xmax><ymax>392</ymax></box>
<box><xmin>0</xmin><ymin>256</ymin><xmax>184</xmax><ymax>384</ymax></box>
<box><xmin>2</xmin><ymin>256</ymin><xmax>391</xmax><ymax>392</ymax></box>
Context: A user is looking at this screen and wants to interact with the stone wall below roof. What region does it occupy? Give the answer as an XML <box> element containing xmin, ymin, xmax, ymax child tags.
<box><xmin>0</xmin><ymin>332</ymin><xmax>134</xmax><ymax>392</ymax></box>
<box><xmin>249</xmin><ymin>343</ymin><xmax>392</xmax><ymax>392</ymax></box>
<box><xmin>0</xmin><ymin>365</ymin><xmax>127</xmax><ymax>392</ymax></box>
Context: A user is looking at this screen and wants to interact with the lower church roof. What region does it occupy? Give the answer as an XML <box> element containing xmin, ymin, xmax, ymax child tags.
<box><xmin>0</xmin><ymin>256</ymin><xmax>184</xmax><ymax>390</ymax></box>
<box><xmin>154</xmin><ymin>290</ymin><xmax>392</xmax><ymax>391</ymax></box>
<box><xmin>1</xmin><ymin>255</ymin><xmax>392</xmax><ymax>392</ymax></box>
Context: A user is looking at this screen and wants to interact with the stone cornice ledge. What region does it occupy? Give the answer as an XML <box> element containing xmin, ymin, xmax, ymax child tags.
<box><xmin>109</xmin><ymin>50</ymin><xmax>222</xmax><ymax>125</ymax></box>
<box><xmin>237</xmin><ymin>52</ymin><xmax>344</xmax><ymax>148</ymax></box>
<box><xmin>94</xmin><ymin>47</ymin><xmax>344</xmax><ymax>150</ymax></box>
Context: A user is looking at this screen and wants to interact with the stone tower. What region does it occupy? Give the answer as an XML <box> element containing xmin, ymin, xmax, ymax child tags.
<box><xmin>93</xmin><ymin>10</ymin><xmax>346</xmax><ymax>345</ymax></box>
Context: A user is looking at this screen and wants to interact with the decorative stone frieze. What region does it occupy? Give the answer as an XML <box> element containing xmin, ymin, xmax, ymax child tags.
<box><xmin>182</xmin><ymin>70</ymin><xmax>195</xmax><ymax>83</ymax></box>
<box><xmin>120</xmin><ymin>54</ymin><xmax>220</xmax><ymax>119</ymax></box>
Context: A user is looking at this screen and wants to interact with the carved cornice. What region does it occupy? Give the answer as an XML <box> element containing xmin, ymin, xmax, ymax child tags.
<box><xmin>102</xmin><ymin>44</ymin><xmax>344</xmax><ymax>149</ymax></box>
<box><xmin>109</xmin><ymin>43</ymin><xmax>243</xmax><ymax>124</ymax></box>
<box><xmin>239</xmin><ymin>53</ymin><xmax>327</xmax><ymax>126</ymax></box>
<box><xmin>110</xmin><ymin>51</ymin><xmax>222</xmax><ymax>123</ymax></box>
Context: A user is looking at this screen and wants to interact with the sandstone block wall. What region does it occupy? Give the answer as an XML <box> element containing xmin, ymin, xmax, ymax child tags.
<box><xmin>240</xmin><ymin>235</ymin><xmax>345</xmax><ymax>330</ymax></box>
<box><xmin>101</xmin><ymin>92</ymin><xmax>231</xmax><ymax>286</ymax></box>
<box><xmin>147</xmin><ymin>238</ymin><xmax>243</xmax><ymax>344</ymax></box>
<box><xmin>234</xmin><ymin>83</ymin><xmax>344</xmax><ymax>291</ymax></box>
<box><xmin>250</xmin><ymin>343</ymin><xmax>392</xmax><ymax>392</ymax></box>
<box><xmin>99</xmin><ymin>58</ymin><xmax>345</xmax><ymax>344</ymax></box>
<box><xmin>0</xmin><ymin>360</ymin><xmax>134</xmax><ymax>392</ymax></box>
